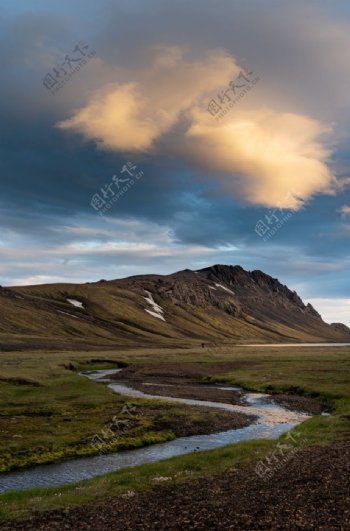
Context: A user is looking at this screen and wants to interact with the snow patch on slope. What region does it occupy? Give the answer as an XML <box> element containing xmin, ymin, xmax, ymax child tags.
<box><xmin>215</xmin><ymin>283</ymin><xmax>235</xmax><ymax>295</ymax></box>
<box><xmin>67</xmin><ymin>298</ymin><xmax>85</xmax><ymax>309</ymax></box>
<box><xmin>144</xmin><ymin>291</ymin><xmax>166</xmax><ymax>321</ymax></box>
<box><xmin>145</xmin><ymin>309</ymin><xmax>166</xmax><ymax>321</ymax></box>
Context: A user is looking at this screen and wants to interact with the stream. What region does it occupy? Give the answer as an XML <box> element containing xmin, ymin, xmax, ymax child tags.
<box><xmin>0</xmin><ymin>369</ymin><xmax>311</xmax><ymax>494</ymax></box>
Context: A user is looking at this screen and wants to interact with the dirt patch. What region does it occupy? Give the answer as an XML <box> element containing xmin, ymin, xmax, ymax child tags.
<box><xmin>109</xmin><ymin>362</ymin><xmax>251</xmax><ymax>404</ymax></box>
<box><xmin>269</xmin><ymin>394</ymin><xmax>326</xmax><ymax>415</ymax></box>
<box><xmin>111</xmin><ymin>361</ymin><xmax>254</xmax><ymax>384</ymax></box>
<box><xmin>131</xmin><ymin>382</ymin><xmax>243</xmax><ymax>405</ymax></box>
<box><xmin>139</xmin><ymin>403</ymin><xmax>254</xmax><ymax>437</ymax></box>
<box><xmin>6</xmin><ymin>442</ymin><xmax>350</xmax><ymax>530</ymax></box>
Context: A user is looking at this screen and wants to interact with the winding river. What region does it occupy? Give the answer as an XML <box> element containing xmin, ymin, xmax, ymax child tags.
<box><xmin>0</xmin><ymin>369</ymin><xmax>311</xmax><ymax>494</ymax></box>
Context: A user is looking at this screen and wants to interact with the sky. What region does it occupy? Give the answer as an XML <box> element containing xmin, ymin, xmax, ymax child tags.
<box><xmin>0</xmin><ymin>0</ymin><xmax>350</xmax><ymax>326</ymax></box>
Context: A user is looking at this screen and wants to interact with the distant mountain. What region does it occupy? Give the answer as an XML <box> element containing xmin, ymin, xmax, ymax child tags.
<box><xmin>330</xmin><ymin>322</ymin><xmax>350</xmax><ymax>335</ymax></box>
<box><xmin>1</xmin><ymin>265</ymin><xmax>349</xmax><ymax>351</ymax></box>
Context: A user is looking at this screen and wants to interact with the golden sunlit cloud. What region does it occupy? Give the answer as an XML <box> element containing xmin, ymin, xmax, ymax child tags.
<box><xmin>185</xmin><ymin>108</ymin><xmax>335</xmax><ymax>209</ymax></box>
<box><xmin>57</xmin><ymin>45</ymin><xmax>337</xmax><ymax>208</ymax></box>
<box><xmin>57</xmin><ymin>46</ymin><xmax>240</xmax><ymax>151</ymax></box>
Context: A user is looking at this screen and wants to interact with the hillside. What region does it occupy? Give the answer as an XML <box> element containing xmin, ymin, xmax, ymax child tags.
<box><xmin>0</xmin><ymin>264</ymin><xmax>349</xmax><ymax>351</ymax></box>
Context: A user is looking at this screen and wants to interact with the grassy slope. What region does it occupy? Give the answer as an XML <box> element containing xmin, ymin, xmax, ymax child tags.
<box><xmin>0</xmin><ymin>346</ymin><xmax>349</xmax><ymax>521</ymax></box>
<box><xmin>1</xmin><ymin>281</ymin><xmax>346</xmax><ymax>349</ymax></box>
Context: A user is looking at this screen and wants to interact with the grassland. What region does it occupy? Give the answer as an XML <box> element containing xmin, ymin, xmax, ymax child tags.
<box><xmin>0</xmin><ymin>345</ymin><xmax>349</xmax><ymax>522</ymax></box>
<box><xmin>0</xmin><ymin>349</ymin><xmax>250</xmax><ymax>473</ymax></box>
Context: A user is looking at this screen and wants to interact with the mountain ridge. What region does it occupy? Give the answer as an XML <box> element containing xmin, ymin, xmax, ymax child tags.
<box><xmin>0</xmin><ymin>264</ymin><xmax>349</xmax><ymax>351</ymax></box>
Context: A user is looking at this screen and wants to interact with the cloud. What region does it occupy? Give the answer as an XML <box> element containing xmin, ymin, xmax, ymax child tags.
<box><xmin>57</xmin><ymin>46</ymin><xmax>240</xmax><ymax>151</ymax></box>
<box><xmin>338</xmin><ymin>205</ymin><xmax>350</xmax><ymax>218</ymax></box>
<box><xmin>58</xmin><ymin>82</ymin><xmax>161</xmax><ymax>151</ymax></box>
<box><xmin>0</xmin><ymin>211</ymin><xmax>238</xmax><ymax>286</ymax></box>
<box><xmin>56</xmin><ymin>44</ymin><xmax>337</xmax><ymax>208</ymax></box>
<box><xmin>185</xmin><ymin>107</ymin><xmax>335</xmax><ymax>209</ymax></box>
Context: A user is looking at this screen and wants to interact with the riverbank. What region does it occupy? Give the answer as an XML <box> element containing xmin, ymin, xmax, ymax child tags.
<box><xmin>0</xmin><ymin>369</ymin><xmax>252</xmax><ymax>474</ymax></box>
<box><xmin>0</xmin><ymin>369</ymin><xmax>305</xmax><ymax>494</ymax></box>
<box><xmin>0</xmin><ymin>345</ymin><xmax>349</xmax><ymax>526</ymax></box>
<box><xmin>3</xmin><ymin>442</ymin><xmax>349</xmax><ymax>530</ymax></box>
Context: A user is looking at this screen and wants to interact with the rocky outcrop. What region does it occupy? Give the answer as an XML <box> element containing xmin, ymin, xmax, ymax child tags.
<box><xmin>195</xmin><ymin>265</ymin><xmax>325</xmax><ymax>324</ymax></box>
<box><xmin>330</xmin><ymin>322</ymin><xmax>350</xmax><ymax>335</ymax></box>
<box><xmin>114</xmin><ymin>264</ymin><xmax>350</xmax><ymax>341</ymax></box>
